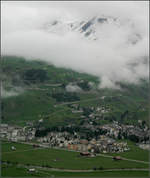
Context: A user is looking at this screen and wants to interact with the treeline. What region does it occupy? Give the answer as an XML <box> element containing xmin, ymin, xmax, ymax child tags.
<box><xmin>23</xmin><ymin>69</ymin><xmax>48</xmax><ymax>83</ymax></box>
<box><xmin>52</xmin><ymin>92</ymin><xmax>80</xmax><ymax>102</ymax></box>
<box><xmin>77</xmin><ymin>80</ymin><xmax>91</xmax><ymax>91</ymax></box>
<box><xmin>120</xmin><ymin>131</ymin><xmax>149</xmax><ymax>143</ymax></box>
<box><xmin>35</xmin><ymin>124</ymin><xmax>149</xmax><ymax>143</ymax></box>
<box><xmin>35</xmin><ymin>125</ymin><xmax>107</xmax><ymax>140</ymax></box>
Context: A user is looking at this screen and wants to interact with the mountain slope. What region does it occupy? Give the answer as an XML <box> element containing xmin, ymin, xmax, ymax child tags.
<box><xmin>1</xmin><ymin>56</ymin><xmax>149</xmax><ymax>127</ymax></box>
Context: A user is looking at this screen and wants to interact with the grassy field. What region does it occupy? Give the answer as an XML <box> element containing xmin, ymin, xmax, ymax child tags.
<box><xmin>2</xmin><ymin>165</ymin><xmax>45</xmax><ymax>177</ymax></box>
<box><xmin>2</xmin><ymin>88</ymin><xmax>83</xmax><ymax>127</ymax></box>
<box><xmin>2</xmin><ymin>141</ymin><xmax>33</xmax><ymax>152</ymax></box>
<box><xmin>2</xmin><ymin>141</ymin><xmax>149</xmax><ymax>171</ymax></box>
<box><xmin>37</xmin><ymin>169</ymin><xmax>149</xmax><ymax>177</ymax></box>
<box><xmin>107</xmin><ymin>140</ymin><xmax>149</xmax><ymax>162</ymax></box>
<box><xmin>2</xmin><ymin>164</ymin><xmax>149</xmax><ymax>177</ymax></box>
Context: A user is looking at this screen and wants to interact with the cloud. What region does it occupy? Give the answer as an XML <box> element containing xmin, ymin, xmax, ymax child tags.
<box><xmin>1</xmin><ymin>1</ymin><xmax>149</xmax><ymax>88</ymax></box>
<box><xmin>65</xmin><ymin>84</ymin><xmax>82</xmax><ymax>93</ymax></box>
<box><xmin>1</xmin><ymin>86</ymin><xmax>24</xmax><ymax>98</ymax></box>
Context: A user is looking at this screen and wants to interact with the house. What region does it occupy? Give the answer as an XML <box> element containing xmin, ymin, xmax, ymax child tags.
<box><xmin>28</xmin><ymin>168</ymin><xmax>36</xmax><ymax>172</ymax></box>
<box><xmin>11</xmin><ymin>146</ymin><xmax>16</xmax><ymax>151</ymax></box>
<box><xmin>0</xmin><ymin>124</ymin><xmax>8</xmax><ymax>129</ymax></box>
<box><xmin>33</xmin><ymin>144</ymin><xmax>40</xmax><ymax>148</ymax></box>
<box><xmin>0</xmin><ymin>130</ymin><xmax>7</xmax><ymax>138</ymax></box>
<box><xmin>17</xmin><ymin>135</ymin><xmax>26</xmax><ymax>141</ymax></box>
<box><xmin>11</xmin><ymin>137</ymin><xmax>18</xmax><ymax>142</ymax></box>
<box><xmin>80</xmin><ymin>139</ymin><xmax>89</xmax><ymax>145</ymax></box>
<box><xmin>113</xmin><ymin>156</ymin><xmax>122</xmax><ymax>161</ymax></box>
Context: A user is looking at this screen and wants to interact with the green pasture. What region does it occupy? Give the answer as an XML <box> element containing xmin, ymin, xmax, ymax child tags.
<box><xmin>2</xmin><ymin>142</ymin><xmax>148</xmax><ymax>170</ymax></box>
<box><xmin>107</xmin><ymin>140</ymin><xmax>149</xmax><ymax>162</ymax></box>
<box><xmin>1</xmin><ymin>165</ymin><xmax>149</xmax><ymax>177</ymax></box>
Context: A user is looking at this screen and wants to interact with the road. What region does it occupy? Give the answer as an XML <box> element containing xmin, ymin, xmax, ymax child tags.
<box><xmin>24</xmin><ymin>83</ymin><xmax>62</xmax><ymax>91</ymax></box>
<box><xmin>3</xmin><ymin>141</ymin><xmax>149</xmax><ymax>165</ymax></box>
<box><xmin>55</xmin><ymin>97</ymin><xmax>101</xmax><ymax>107</ymax></box>
<box><xmin>2</xmin><ymin>141</ymin><xmax>149</xmax><ymax>175</ymax></box>
<box><xmin>41</xmin><ymin>97</ymin><xmax>101</xmax><ymax>118</ymax></box>
<box><xmin>3</xmin><ymin>147</ymin><xmax>46</xmax><ymax>154</ymax></box>
<box><xmin>2</xmin><ymin>161</ymin><xmax>149</xmax><ymax>173</ymax></box>
<box><xmin>97</xmin><ymin>153</ymin><xmax>149</xmax><ymax>164</ymax></box>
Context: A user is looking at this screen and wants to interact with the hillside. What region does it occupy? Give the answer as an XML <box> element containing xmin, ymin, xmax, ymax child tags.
<box><xmin>1</xmin><ymin>56</ymin><xmax>149</xmax><ymax>128</ymax></box>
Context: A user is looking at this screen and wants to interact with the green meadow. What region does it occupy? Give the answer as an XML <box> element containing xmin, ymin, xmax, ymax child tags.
<box><xmin>2</xmin><ymin>56</ymin><xmax>149</xmax><ymax>127</ymax></box>
<box><xmin>107</xmin><ymin>140</ymin><xmax>149</xmax><ymax>162</ymax></box>
<box><xmin>2</xmin><ymin>165</ymin><xmax>149</xmax><ymax>177</ymax></box>
<box><xmin>2</xmin><ymin>141</ymin><xmax>148</xmax><ymax>170</ymax></box>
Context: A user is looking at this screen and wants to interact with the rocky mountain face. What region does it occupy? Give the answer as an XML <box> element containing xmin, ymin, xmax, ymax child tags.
<box><xmin>43</xmin><ymin>16</ymin><xmax>142</xmax><ymax>44</ymax></box>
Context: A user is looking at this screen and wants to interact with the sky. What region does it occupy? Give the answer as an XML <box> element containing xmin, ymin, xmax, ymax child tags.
<box><xmin>1</xmin><ymin>1</ymin><xmax>149</xmax><ymax>88</ymax></box>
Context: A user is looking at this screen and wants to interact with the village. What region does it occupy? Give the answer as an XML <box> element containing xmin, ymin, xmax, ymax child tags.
<box><xmin>36</xmin><ymin>131</ymin><xmax>129</xmax><ymax>154</ymax></box>
<box><xmin>1</xmin><ymin>119</ymin><xmax>150</xmax><ymax>155</ymax></box>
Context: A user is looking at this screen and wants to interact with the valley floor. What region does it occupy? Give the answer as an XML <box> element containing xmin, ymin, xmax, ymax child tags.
<box><xmin>1</xmin><ymin>141</ymin><xmax>149</xmax><ymax>177</ymax></box>
<box><xmin>2</xmin><ymin>164</ymin><xmax>149</xmax><ymax>177</ymax></box>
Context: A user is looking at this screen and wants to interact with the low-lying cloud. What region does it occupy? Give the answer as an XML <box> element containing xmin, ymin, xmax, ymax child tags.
<box><xmin>1</xmin><ymin>1</ymin><xmax>149</xmax><ymax>88</ymax></box>
<box><xmin>1</xmin><ymin>86</ymin><xmax>24</xmax><ymax>98</ymax></box>
<box><xmin>66</xmin><ymin>84</ymin><xmax>82</xmax><ymax>93</ymax></box>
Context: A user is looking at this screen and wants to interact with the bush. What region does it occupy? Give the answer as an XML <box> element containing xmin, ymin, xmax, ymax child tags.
<box><xmin>52</xmin><ymin>92</ymin><xmax>80</xmax><ymax>102</ymax></box>
<box><xmin>77</xmin><ymin>80</ymin><xmax>91</xmax><ymax>91</ymax></box>
<box><xmin>93</xmin><ymin>167</ymin><xmax>97</xmax><ymax>171</ymax></box>
<box><xmin>23</xmin><ymin>69</ymin><xmax>48</xmax><ymax>83</ymax></box>
<box><xmin>98</xmin><ymin>166</ymin><xmax>104</xmax><ymax>170</ymax></box>
<box><xmin>47</xmin><ymin>165</ymin><xmax>52</xmax><ymax>168</ymax></box>
<box><xmin>6</xmin><ymin>161</ymin><xmax>10</xmax><ymax>164</ymax></box>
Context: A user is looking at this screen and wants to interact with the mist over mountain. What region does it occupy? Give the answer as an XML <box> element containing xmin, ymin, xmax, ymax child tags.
<box><xmin>1</xmin><ymin>86</ymin><xmax>24</xmax><ymax>98</ymax></box>
<box><xmin>1</xmin><ymin>1</ymin><xmax>149</xmax><ymax>88</ymax></box>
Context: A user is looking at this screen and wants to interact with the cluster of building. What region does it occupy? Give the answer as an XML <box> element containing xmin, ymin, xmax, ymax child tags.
<box><xmin>36</xmin><ymin>131</ymin><xmax>129</xmax><ymax>153</ymax></box>
<box><xmin>1</xmin><ymin>120</ymin><xmax>149</xmax><ymax>154</ymax></box>
<box><xmin>138</xmin><ymin>143</ymin><xmax>150</xmax><ymax>150</ymax></box>
<box><xmin>0</xmin><ymin>124</ymin><xmax>36</xmax><ymax>142</ymax></box>
<box><xmin>70</xmin><ymin>103</ymin><xmax>110</xmax><ymax>116</ymax></box>
<box><xmin>100</xmin><ymin>122</ymin><xmax>150</xmax><ymax>142</ymax></box>
<box><xmin>100</xmin><ymin>123</ymin><xmax>121</xmax><ymax>139</ymax></box>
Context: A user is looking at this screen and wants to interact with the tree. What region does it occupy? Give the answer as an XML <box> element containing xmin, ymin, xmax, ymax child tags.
<box><xmin>118</xmin><ymin>131</ymin><xmax>122</xmax><ymax>140</ymax></box>
<box><xmin>129</xmin><ymin>135</ymin><xmax>139</xmax><ymax>143</ymax></box>
<box><xmin>23</xmin><ymin>69</ymin><xmax>48</xmax><ymax>83</ymax></box>
<box><xmin>77</xmin><ymin>80</ymin><xmax>91</xmax><ymax>91</ymax></box>
<box><xmin>52</xmin><ymin>92</ymin><xmax>80</xmax><ymax>102</ymax></box>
